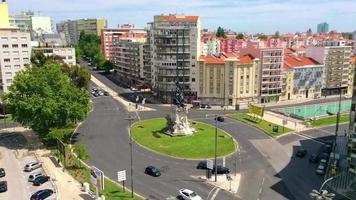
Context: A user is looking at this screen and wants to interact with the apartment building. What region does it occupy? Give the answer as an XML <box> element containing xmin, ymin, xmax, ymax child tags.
<box><xmin>9</xmin><ymin>11</ymin><xmax>52</xmax><ymax>37</ymax></box>
<box><xmin>32</xmin><ymin>47</ymin><xmax>76</xmax><ymax>65</ymax></box>
<box><xmin>220</xmin><ymin>38</ymin><xmax>246</xmax><ymax>53</ymax></box>
<box><xmin>0</xmin><ymin>0</ymin><xmax>31</xmax><ymax>93</ymax></box>
<box><xmin>306</xmin><ymin>44</ymin><xmax>353</xmax><ymax>96</ymax></box>
<box><xmin>200</xmin><ymin>38</ymin><xmax>220</xmax><ymax>56</ymax></box>
<box><xmin>317</xmin><ymin>22</ymin><xmax>329</xmax><ymax>33</ymax></box>
<box><xmin>198</xmin><ymin>53</ymin><xmax>259</xmax><ymax>106</ymax></box>
<box><xmin>148</xmin><ymin>15</ymin><xmax>201</xmax><ymax>103</ymax></box>
<box><xmin>57</xmin><ymin>18</ymin><xmax>107</xmax><ymax>45</ymax></box>
<box><xmin>112</xmin><ymin>33</ymin><xmax>146</xmax><ymax>87</ymax></box>
<box><xmin>241</xmin><ymin>47</ymin><xmax>284</xmax><ymax>103</ymax></box>
<box><xmin>282</xmin><ymin>52</ymin><xmax>324</xmax><ymax>100</ymax></box>
<box><xmin>101</xmin><ymin>27</ymin><xmax>146</xmax><ymax>61</ymax></box>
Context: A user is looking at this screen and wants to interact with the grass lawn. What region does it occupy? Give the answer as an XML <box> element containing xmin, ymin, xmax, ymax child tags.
<box><xmin>228</xmin><ymin>113</ymin><xmax>292</xmax><ymax>137</ymax></box>
<box><xmin>131</xmin><ymin>118</ymin><xmax>237</xmax><ymax>159</ymax></box>
<box><xmin>309</xmin><ymin>114</ymin><xmax>349</xmax><ymax>127</ymax></box>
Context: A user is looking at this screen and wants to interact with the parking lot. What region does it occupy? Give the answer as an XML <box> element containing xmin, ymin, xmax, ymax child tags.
<box><xmin>0</xmin><ymin>133</ymin><xmax>56</xmax><ymax>200</ymax></box>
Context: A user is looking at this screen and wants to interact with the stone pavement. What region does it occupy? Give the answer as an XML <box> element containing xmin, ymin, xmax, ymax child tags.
<box><xmin>36</xmin><ymin>150</ymin><xmax>93</xmax><ymax>200</ymax></box>
<box><xmin>195</xmin><ymin>173</ymin><xmax>241</xmax><ymax>196</ymax></box>
<box><xmin>91</xmin><ymin>75</ymin><xmax>154</xmax><ymax>112</ymax></box>
<box><xmin>261</xmin><ymin>111</ymin><xmax>309</xmax><ymax>132</ymax></box>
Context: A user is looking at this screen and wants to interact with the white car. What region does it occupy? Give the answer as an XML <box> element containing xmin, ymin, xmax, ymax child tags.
<box><xmin>24</xmin><ymin>162</ymin><xmax>41</xmax><ymax>172</ymax></box>
<box><xmin>179</xmin><ymin>189</ymin><xmax>202</xmax><ymax>200</ymax></box>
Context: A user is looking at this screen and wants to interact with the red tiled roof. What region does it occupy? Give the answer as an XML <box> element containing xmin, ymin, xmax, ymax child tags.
<box><xmin>157</xmin><ymin>16</ymin><xmax>199</xmax><ymax>22</ymax></box>
<box><xmin>199</xmin><ymin>55</ymin><xmax>226</xmax><ymax>64</ymax></box>
<box><xmin>238</xmin><ymin>54</ymin><xmax>254</xmax><ymax>64</ymax></box>
<box><xmin>284</xmin><ymin>54</ymin><xmax>320</xmax><ymax>69</ymax></box>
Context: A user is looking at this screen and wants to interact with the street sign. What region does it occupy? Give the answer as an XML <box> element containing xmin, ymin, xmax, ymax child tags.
<box><xmin>90</xmin><ymin>166</ymin><xmax>104</xmax><ymax>191</ymax></box>
<box><xmin>117</xmin><ymin>170</ymin><xmax>126</xmax><ymax>182</ymax></box>
<box><xmin>206</xmin><ymin>160</ymin><xmax>213</xmax><ymax>170</ymax></box>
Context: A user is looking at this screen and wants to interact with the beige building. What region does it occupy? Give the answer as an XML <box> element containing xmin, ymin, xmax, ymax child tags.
<box><xmin>0</xmin><ymin>0</ymin><xmax>31</xmax><ymax>93</ymax></box>
<box><xmin>57</xmin><ymin>18</ymin><xmax>107</xmax><ymax>45</ymax></box>
<box><xmin>33</xmin><ymin>47</ymin><xmax>76</xmax><ymax>65</ymax></box>
<box><xmin>198</xmin><ymin>53</ymin><xmax>260</xmax><ymax>106</ymax></box>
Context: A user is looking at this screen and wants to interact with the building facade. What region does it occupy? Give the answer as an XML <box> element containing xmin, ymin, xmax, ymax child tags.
<box><xmin>0</xmin><ymin>0</ymin><xmax>31</xmax><ymax>93</ymax></box>
<box><xmin>201</xmin><ymin>38</ymin><xmax>220</xmax><ymax>56</ymax></box>
<box><xmin>306</xmin><ymin>45</ymin><xmax>353</xmax><ymax>96</ymax></box>
<box><xmin>198</xmin><ymin>54</ymin><xmax>259</xmax><ymax>106</ymax></box>
<box><xmin>32</xmin><ymin>47</ymin><xmax>76</xmax><ymax>65</ymax></box>
<box><xmin>112</xmin><ymin>33</ymin><xmax>146</xmax><ymax>87</ymax></box>
<box><xmin>282</xmin><ymin>53</ymin><xmax>324</xmax><ymax>100</ymax></box>
<box><xmin>317</xmin><ymin>22</ymin><xmax>329</xmax><ymax>33</ymax></box>
<box><xmin>148</xmin><ymin>15</ymin><xmax>201</xmax><ymax>103</ymax></box>
<box><xmin>57</xmin><ymin>18</ymin><xmax>107</xmax><ymax>45</ymax></box>
<box><xmin>9</xmin><ymin>11</ymin><xmax>52</xmax><ymax>37</ymax></box>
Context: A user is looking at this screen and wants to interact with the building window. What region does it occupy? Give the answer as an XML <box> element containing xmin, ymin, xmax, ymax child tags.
<box><xmin>192</xmin><ymin>78</ymin><xmax>195</xmax><ymax>82</ymax></box>
<box><xmin>4</xmin><ymin>65</ymin><xmax>11</xmax><ymax>70</ymax></box>
<box><xmin>20</xmin><ymin>37</ymin><xmax>27</xmax><ymax>41</ymax></box>
<box><xmin>23</xmin><ymin>58</ymin><xmax>29</xmax><ymax>62</ymax></box>
<box><xmin>5</xmin><ymin>72</ymin><xmax>12</xmax><ymax>77</ymax></box>
<box><xmin>6</xmin><ymin>79</ymin><xmax>12</xmax><ymax>83</ymax></box>
<box><xmin>14</xmin><ymin>65</ymin><xmax>20</xmax><ymax>69</ymax></box>
<box><xmin>4</xmin><ymin>58</ymin><xmax>10</xmax><ymax>62</ymax></box>
<box><xmin>11</xmin><ymin>37</ymin><xmax>18</xmax><ymax>41</ymax></box>
<box><xmin>21</xmin><ymin>44</ymin><xmax>28</xmax><ymax>48</ymax></box>
<box><xmin>12</xmin><ymin>44</ymin><xmax>18</xmax><ymax>48</ymax></box>
<box><xmin>67</xmin><ymin>56</ymin><xmax>73</xmax><ymax>59</ymax></box>
<box><xmin>13</xmin><ymin>51</ymin><xmax>19</xmax><ymax>55</ymax></box>
<box><xmin>2</xmin><ymin>44</ymin><xmax>9</xmax><ymax>48</ymax></box>
<box><xmin>22</xmin><ymin>51</ymin><xmax>28</xmax><ymax>55</ymax></box>
<box><xmin>3</xmin><ymin>51</ymin><xmax>9</xmax><ymax>55</ymax></box>
<box><xmin>1</xmin><ymin>37</ymin><xmax>8</xmax><ymax>41</ymax></box>
<box><xmin>14</xmin><ymin>58</ymin><xmax>20</xmax><ymax>62</ymax></box>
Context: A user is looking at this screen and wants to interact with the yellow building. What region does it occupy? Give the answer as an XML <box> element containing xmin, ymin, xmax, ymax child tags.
<box><xmin>0</xmin><ymin>0</ymin><xmax>10</xmax><ymax>28</ymax></box>
<box><xmin>198</xmin><ymin>53</ymin><xmax>260</xmax><ymax>106</ymax></box>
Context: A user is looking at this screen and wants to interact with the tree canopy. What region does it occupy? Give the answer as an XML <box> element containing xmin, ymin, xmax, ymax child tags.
<box><xmin>216</xmin><ymin>27</ymin><xmax>226</xmax><ymax>38</ymax></box>
<box><xmin>236</xmin><ymin>33</ymin><xmax>244</xmax><ymax>40</ymax></box>
<box><xmin>4</xmin><ymin>64</ymin><xmax>91</xmax><ymax>136</ymax></box>
<box><xmin>273</xmin><ymin>31</ymin><xmax>280</xmax><ymax>39</ymax></box>
<box><xmin>258</xmin><ymin>34</ymin><xmax>268</xmax><ymax>40</ymax></box>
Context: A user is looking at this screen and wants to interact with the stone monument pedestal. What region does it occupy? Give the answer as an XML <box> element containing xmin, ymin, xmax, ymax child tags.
<box><xmin>166</xmin><ymin>106</ymin><xmax>195</xmax><ymax>136</ymax></box>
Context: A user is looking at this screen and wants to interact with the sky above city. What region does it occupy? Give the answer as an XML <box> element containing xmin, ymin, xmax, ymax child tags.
<box><xmin>8</xmin><ymin>0</ymin><xmax>356</xmax><ymax>34</ymax></box>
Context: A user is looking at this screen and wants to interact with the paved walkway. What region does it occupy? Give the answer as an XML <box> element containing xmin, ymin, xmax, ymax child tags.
<box><xmin>36</xmin><ymin>150</ymin><xmax>93</xmax><ymax>200</ymax></box>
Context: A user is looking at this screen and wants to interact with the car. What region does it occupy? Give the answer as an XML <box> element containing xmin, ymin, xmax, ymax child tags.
<box><xmin>33</xmin><ymin>175</ymin><xmax>50</xmax><ymax>186</ymax></box>
<box><xmin>24</xmin><ymin>162</ymin><xmax>41</xmax><ymax>172</ymax></box>
<box><xmin>93</xmin><ymin>92</ymin><xmax>99</xmax><ymax>97</ymax></box>
<box><xmin>98</xmin><ymin>91</ymin><xmax>104</xmax><ymax>96</ymax></box>
<box><xmin>30</xmin><ymin>189</ymin><xmax>54</xmax><ymax>200</ymax></box>
<box><xmin>28</xmin><ymin>172</ymin><xmax>43</xmax><ymax>182</ymax></box>
<box><xmin>315</xmin><ymin>164</ymin><xmax>327</xmax><ymax>175</ymax></box>
<box><xmin>200</xmin><ymin>104</ymin><xmax>207</xmax><ymax>109</ymax></box>
<box><xmin>206</xmin><ymin>104</ymin><xmax>212</xmax><ymax>109</ymax></box>
<box><xmin>196</xmin><ymin>161</ymin><xmax>208</xmax><ymax>169</ymax></box>
<box><xmin>0</xmin><ymin>168</ymin><xmax>5</xmax><ymax>177</ymax></box>
<box><xmin>309</xmin><ymin>154</ymin><xmax>318</xmax><ymax>163</ymax></box>
<box><xmin>296</xmin><ymin>149</ymin><xmax>307</xmax><ymax>158</ymax></box>
<box><xmin>144</xmin><ymin>166</ymin><xmax>161</xmax><ymax>177</ymax></box>
<box><xmin>178</xmin><ymin>189</ymin><xmax>202</xmax><ymax>200</ymax></box>
<box><xmin>88</xmin><ymin>62</ymin><xmax>92</xmax><ymax>66</ymax></box>
<box><xmin>319</xmin><ymin>152</ymin><xmax>329</xmax><ymax>162</ymax></box>
<box><xmin>212</xmin><ymin>165</ymin><xmax>230</xmax><ymax>174</ymax></box>
<box><xmin>322</xmin><ymin>144</ymin><xmax>332</xmax><ymax>154</ymax></box>
<box><xmin>103</xmin><ymin>91</ymin><xmax>109</xmax><ymax>96</ymax></box>
<box><xmin>215</xmin><ymin>116</ymin><xmax>225</xmax><ymax>122</ymax></box>
<box><xmin>0</xmin><ymin>181</ymin><xmax>7</xmax><ymax>193</ymax></box>
<box><xmin>130</xmin><ymin>87</ymin><xmax>137</xmax><ymax>91</ymax></box>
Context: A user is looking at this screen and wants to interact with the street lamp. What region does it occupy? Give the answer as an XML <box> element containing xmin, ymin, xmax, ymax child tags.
<box><xmin>205</xmin><ymin>114</ymin><xmax>218</xmax><ymax>182</ymax></box>
<box><xmin>125</xmin><ymin>115</ymin><xmax>136</xmax><ymax>198</ymax></box>
<box><xmin>310</xmin><ymin>177</ymin><xmax>336</xmax><ymax>200</ymax></box>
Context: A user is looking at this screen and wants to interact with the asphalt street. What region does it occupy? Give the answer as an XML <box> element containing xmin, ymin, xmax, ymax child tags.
<box><xmin>77</xmin><ymin>60</ymin><xmax>349</xmax><ymax>200</ymax></box>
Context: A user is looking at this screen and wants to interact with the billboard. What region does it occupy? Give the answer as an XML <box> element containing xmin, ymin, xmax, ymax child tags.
<box><xmin>248</xmin><ymin>104</ymin><xmax>265</xmax><ymax>117</ymax></box>
<box><xmin>91</xmin><ymin>166</ymin><xmax>105</xmax><ymax>191</ymax></box>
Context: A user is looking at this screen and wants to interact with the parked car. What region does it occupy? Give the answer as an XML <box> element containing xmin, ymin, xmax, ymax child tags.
<box><xmin>0</xmin><ymin>168</ymin><xmax>5</xmax><ymax>177</ymax></box>
<box><xmin>144</xmin><ymin>166</ymin><xmax>161</xmax><ymax>177</ymax></box>
<box><xmin>322</xmin><ymin>144</ymin><xmax>332</xmax><ymax>154</ymax></box>
<box><xmin>33</xmin><ymin>176</ymin><xmax>50</xmax><ymax>186</ymax></box>
<box><xmin>215</xmin><ymin>116</ymin><xmax>225</xmax><ymax>122</ymax></box>
<box><xmin>28</xmin><ymin>172</ymin><xmax>43</xmax><ymax>182</ymax></box>
<box><xmin>296</xmin><ymin>149</ymin><xmax>307</xmax><ymax>158</ymax></box>
<box><xmin>178</xmin><ymin>188</ymin><xmax>202</xmax><ymax>200</ymax></box>
<box><xmin>315</xmin><ymin>164</ymin><xmax>327</xmax><ymax>175</ymax></box>
<box><xmin>206</xmin><ymin>104</ymin><xmax>212</xmax><ymax>109</ymax></box>
<box><xmin>30</xmin><ymin>189</ymin><xmax>54</xmax><ymax>200</ymax></box>
<box><xmin>212</xmin><ymin>165</ymin><xmax>230</xmax><ymax>174</ymax></box>
<box><xmin>0</xmin><ymin>181</ymin><xmax>7</xmax><ymax>192</ymax></box>
<box><xmin>103</xmin><ymin>91</ymin><xmax>109</xmax><ymax>96</ymax></box>
<box><xmin>196</xmin><ymin>161</ymin><xmax>208</xmax><ymax>169</ymax></box>
<box><xmin>24</xmin><ymin>162</ymin><xmax>41</xmax><ymax>172</ymax></box>
<box><xmin>309</xmin><ymin>154</ymin><xmax>318</xmax><ymax>163</ymax></box>
<box><xmin>319</xmin><ymin>152</ymin><xmax>329</xmax><ymax>162</ymax></box>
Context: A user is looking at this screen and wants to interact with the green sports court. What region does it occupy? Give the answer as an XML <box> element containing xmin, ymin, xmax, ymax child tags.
<box><xmin>278</xmin><ymin>100</ymin><xmax>351</xmax><ymax>120</ymax></box>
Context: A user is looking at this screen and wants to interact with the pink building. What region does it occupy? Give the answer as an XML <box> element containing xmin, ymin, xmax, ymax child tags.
<box><xmin>220</xmin><ymin>38</ymin><xmax>246</xmax><ymax>53</ymax></box>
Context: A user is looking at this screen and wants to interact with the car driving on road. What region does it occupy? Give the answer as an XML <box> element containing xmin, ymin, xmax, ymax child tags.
<box><xmin>296</xmin><ymin>149</ymin><xmax>307</xmax><ymax>158</ymax></box>
<box><xmin>212</xmin><ymin>165</ymin><xmax>230</xmax><ymax>174</ymax></box>
<box><xmin>144</xmin><ymin>166</ymin><xmax>161</xmax><ymax>177</ymax></box>
<box><xmin>178</xmin><ymin>188</ymin><xmax>202</xmax><ymax>200</ymax></box>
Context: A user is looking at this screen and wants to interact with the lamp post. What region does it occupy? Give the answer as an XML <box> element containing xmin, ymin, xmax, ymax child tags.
<box><xmin>205</xmin><ymin>113</ymin><xmax>218</xmax><ymax>182</ymax></box>
<box><xmin>310</xmin><ymin>177</ymin><xmax>336</xmax><ymax>200</ymax></box>
<box><xmin>125</xmin><ymin>115</ymin><xmax>136</xmax><ymax>198</ymax></box>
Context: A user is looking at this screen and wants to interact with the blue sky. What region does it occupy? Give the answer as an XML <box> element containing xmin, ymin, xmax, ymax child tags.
<box><xmin>7</xmin><ymin>0</ymin><xmax>356</xmax><ymax>34</ymax></box>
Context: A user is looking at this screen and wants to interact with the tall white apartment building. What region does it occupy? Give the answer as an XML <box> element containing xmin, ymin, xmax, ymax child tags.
<box><xmin>0</xmin><ymin>0</ymin><xmax>31</xmax><ymax>93</ymax></box>
<box><xmin>148</xmin><ymin>15</ymin><xmax>201</xmax><ymax>103</ymax></box>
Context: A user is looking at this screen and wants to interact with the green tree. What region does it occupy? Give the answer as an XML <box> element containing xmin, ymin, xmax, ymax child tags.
<box><xmin>258</xmin><ymin>34</ymin><xmax>268</xmax><ymax>40</ymax></box>
<box><xmin>5</xmin><ymin>64</ymin><xmax>90</xmax><ymax>136</ymax></box>
<box><xmin>216</xmin><ymin>27</ymin><xmax>226</xmax><ymax>38</ymax></box>
<box><xmin>101</xmin><ymin>60</ymin><xmax>114</xmax><ymax>73</ymax></box>
<box><xmin>74</xmin><ymin>143</ymin><xmax>90</xmax><ymax>161</ymax></box>
<box><xmin>236</xmin><ymin>33</ymin><xmax>244</xmax><ymax>39</ymax></box>
<box><xmin>273</xmin><ymin>31</ymin><xmax>280</xmax><ymax>39</ymax></box>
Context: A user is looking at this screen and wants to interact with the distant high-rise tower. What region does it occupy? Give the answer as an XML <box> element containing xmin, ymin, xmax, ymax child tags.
<box><xmin>317</xmin><ymin>22</ymin><xmax>329</xmax><ymax>33</ymax></box>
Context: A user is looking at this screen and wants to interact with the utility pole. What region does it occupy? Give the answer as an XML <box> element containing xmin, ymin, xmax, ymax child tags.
<box><xmin>214</xmin><ymin>114</ymin><xmax>218</xmax><ymax>182</ymax></box>
<box><xmin>125</xmin><ymin>115</ymin><xmax>136</xmax><ymax>198</ymax></box>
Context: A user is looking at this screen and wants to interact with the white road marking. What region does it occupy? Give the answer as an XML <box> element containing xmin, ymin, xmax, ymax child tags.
<box><xmin>210</xmin><ymin>188</ymin><xmax>221</xmax><ymax>200</ymax></box>
<box><xmin>292</xmin><ymin>132</ymin><xmax>325</xmax><ymax>145</ymax></box>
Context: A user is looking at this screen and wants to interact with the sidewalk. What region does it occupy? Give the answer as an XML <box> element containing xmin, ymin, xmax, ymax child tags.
<box><xmin>194</xmin><ymin>173</ymin><xmax>241</xmax><ymax>194</ymax></box>
<box><xmin>36</xmin><ymin>150</ymin><xmax>93</xmax><ymax>200</ymax></box>
<box><xmin>91</xmin><ymin>75</ymin><xmax>154</xmax><ymax>112</ymax></box>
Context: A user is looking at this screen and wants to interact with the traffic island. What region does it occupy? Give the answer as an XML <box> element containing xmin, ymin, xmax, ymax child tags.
<box><xmin>131</xmin><ymin>118</ymin><xmax>237</xmax><ymax>159</ymax></box>
<box><xmin>197</xmin><ymin>173</ymin><xmax>241</xmax><ymax>194</ymax></box>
